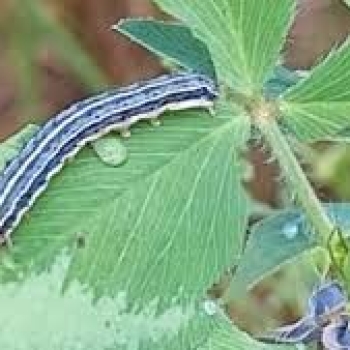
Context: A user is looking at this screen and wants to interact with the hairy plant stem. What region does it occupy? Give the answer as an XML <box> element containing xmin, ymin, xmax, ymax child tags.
<box><xmin>256</xmin><ymin>113</ymin><xmax>334</xmax><ymax>245</ymax></box>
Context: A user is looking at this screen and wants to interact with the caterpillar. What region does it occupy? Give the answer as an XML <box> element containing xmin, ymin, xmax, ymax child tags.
<box><xmin>0</xmin><ymin>72</ymin><xmax>218</xmax><ymax>242</ymax></box>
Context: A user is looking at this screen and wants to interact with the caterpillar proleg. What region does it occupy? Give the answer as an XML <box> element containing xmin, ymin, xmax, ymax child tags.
<box><xmin>0</xmin><ymin>72</ymin><xmax>218</xmax><ymax>242</ymax></box>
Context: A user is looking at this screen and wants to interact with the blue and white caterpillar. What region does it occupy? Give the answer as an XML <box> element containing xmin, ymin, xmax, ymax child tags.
<box><xmin>0</xmin><ymin>72</ymin><xmax>218</xmax><ymax>242</ymax></box>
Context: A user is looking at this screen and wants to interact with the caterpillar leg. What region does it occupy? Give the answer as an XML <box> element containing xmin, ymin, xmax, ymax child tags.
<box><xmin>0</xmin><ymin>233</ymin><xmax>13</xmax><ymax>248</ymax></box>
<box><xmin>120</xmin><ymin>129</ymin><xmax>131</xmax><ymax>138</ymax></box>
<box><xmin>208</xmin><ymin>106</ymin><xmax>215</xmax><ymax>116</ymax></box>
<box><xmin>150</xmin><ymin>117</ymin><xmax>161</xmax><ymax>127</ymax></box>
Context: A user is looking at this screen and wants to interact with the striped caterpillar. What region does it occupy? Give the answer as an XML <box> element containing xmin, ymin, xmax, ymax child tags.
<box><xmin>0</xmin><ymin>72</ymin><xmax>218</xmax><ymax>243</ymax></box>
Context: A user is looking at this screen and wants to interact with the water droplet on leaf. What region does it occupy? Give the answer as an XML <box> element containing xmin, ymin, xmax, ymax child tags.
<box><xmin>92</xmin><ymin>136</ymin><xmax>128</xmax><ymax>166</ymax></box>
<box><xmin>282</xmin><ymin>221</ymin><xmax>300</xmax><ymax>239</ymax></box>
<box><xmin>202</xmin><ymin>299</ymin><xmax>218</xmax><ymax>316</ymax></box>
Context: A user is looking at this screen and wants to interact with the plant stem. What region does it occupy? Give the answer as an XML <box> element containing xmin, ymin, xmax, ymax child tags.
<box><xmin>256</xmin><ymin>115</ymin><xmax>334</xmax><ymax>245</ymax></box>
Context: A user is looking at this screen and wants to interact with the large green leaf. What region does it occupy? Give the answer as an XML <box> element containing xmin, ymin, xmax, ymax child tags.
<box><xmin>280</xmin><ymin>40</ymin><xmax>350</xmax><ymax>141</ymax></box>
<box><xmin>0</xmin><ymin>109</ymin><xmax>250</xmax><ymax>348</ymax></box>
<box><xmin>66</xmin><ymin>113</ymin><xmax>250</xmax><ymax>307</ymax></box>
<box><xmin>154</xmin><ymin>0</ymin><xmax>295</xmax><ymax>93</ymax></box>
<box><xmin>231</xmin><ymin>203</ymin><xmax>350</xmax><ymax>293</ymax></box>
<box><xmin>1</xmin><ymin>110</ymin><xmax>244</xmax><ymax>278</ymax></box>
<box><xmin>115</xmin><ymin>19</ymin><xmax>215</xmax><ymax>77</ymax></box>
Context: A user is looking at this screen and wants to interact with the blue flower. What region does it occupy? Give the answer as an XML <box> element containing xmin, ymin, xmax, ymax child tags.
<box><xmin>322</xmin><ymin>316</ymin><xmax>350</xmax><ymax>350</ymax></box>
<box><xmin>261</xmin><ymin>281</ymin><xmax>348</xmax><ymax>349</ymax></box>
<box><xmin>308</xmin><ymin>281</ymin><xmax>347</xmax><ymax>324</ymax></box>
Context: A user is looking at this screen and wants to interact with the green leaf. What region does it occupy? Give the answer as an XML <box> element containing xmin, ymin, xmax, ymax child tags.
<box><xmin>0</xmin><ymin>124</ymin><xmax>39</xmax><ymax>172</ymax></box>
<box><xmin>115</xmin><ymin>19</ymin><xmax>215</xmax><ymax>78</ymax></box>
<box><xmin>280</xmin><ymin>40</ymin><xmax>350</xmax><ymax>141</ymax></box>
<box><xmin>91</xmin><ymin>135</ymin><xmax>128</xmax><ymax>167</ymax></box>
<box><xmin>0</xmin><ymin>108</ymin><xmax>250</xmax><ymax>349</ymax></box>
<box><xmin>2</xmin><ymin>111</ymin><xmax>233</xmax><ymax>280</ymax></box>
<box><xmin>231</xmin><ymin>209</ymin><xmax>315</xmax><ymax>295</ymax></box>
<box><xmin>199</xmin><ymin>319</ymin><xmax>297</xmax><ymax>350</ymax></box>
<box><xmin>154</xmin><ymin>0</ymin><xmax>295</xmax><ymax>93</ymax></box>
<box><xmin>0</xmin><ymin>111</ymin><xmax>250</xmax><ymax>349</ymax></box>
<box><xmin>0</xmin><ymin>255</ymin><xmax>221</xmax><ymax>350</ymax></box>
<box><xmin>66</xmin><ymin>113</ymin><xmax>250</xmax><ymax>309</ymax></box>
<box><xmin>231</xmin><ymin>203</ymin><xmax>350</xmax><ymax>293</ymax></box>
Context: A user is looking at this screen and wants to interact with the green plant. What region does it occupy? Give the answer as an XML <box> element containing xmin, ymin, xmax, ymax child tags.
<box><xmin>1</xmin><ymin>0</ymin><xmax>350</xmax><ymax>349</ymax></box>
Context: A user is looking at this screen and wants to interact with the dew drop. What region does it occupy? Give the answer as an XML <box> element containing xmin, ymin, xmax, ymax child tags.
<box><xmin>92</xmin><ymin>136</ymin><xmax>128</xmax><ymax>167</ymax></box>
<box><xmin>202</xmin><ymin>299</ymin><xmax>218</xmax><ymax>316</ymax></box>
<box><xmin>282</xmin><ymin>221</ymin><xmax>300</xmax><ymax>239</ymax></box>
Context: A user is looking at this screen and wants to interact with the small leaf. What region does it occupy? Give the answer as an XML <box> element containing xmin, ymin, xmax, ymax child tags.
<box><xmin>231</xmin><ymin>203</ymin><xmax>350</xmax><ymax>293</ymax></box>
<box><xmin>264</xmin><ymin>65</ymin><xmax>304</xmax><ymax>98</ymax></box>
<box><xmin>0</xmin><ymin>124</ymin><xmax>39</xmax><ymax>172</ymax></box>
<box><xmin>231</xmin><ymin>209</ymin><xmax>315</xmax><ymax>295</ymax></box>
<box><xmin>154</xmin><ymin>0</ymin><xmax>295</xmax><ymax>93</ymax></box>
<box><xmin>115</xmin><ymin>19</ymin><xmax>215</xmax><ymax>77</ymax></box>
<box><xmin>280</xmin><ymin>40</ymin><xmax>350</xmax><ymax>141</ymax></box>
<box><xmin>91</xmin><ymin>135</ymin><xmax>128</xmax><ymax>167</ymax></box>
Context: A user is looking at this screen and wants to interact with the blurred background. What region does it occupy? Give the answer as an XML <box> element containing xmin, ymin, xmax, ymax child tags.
<box><xmin>0</xmin><ymin>0</ymin><xmax>162</xmax><ymax>139</ymax></box>
<box><xmin>0</xmin><ymin>0</ymin><xmax>350</xmax><ymax>336</ymax></box>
